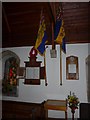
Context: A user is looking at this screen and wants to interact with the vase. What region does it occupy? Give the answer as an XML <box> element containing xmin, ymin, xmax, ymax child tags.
<box><xmin>71</xmin><ymin>108</ymin><xmax>75</xmax><ymax>120</ymax></box>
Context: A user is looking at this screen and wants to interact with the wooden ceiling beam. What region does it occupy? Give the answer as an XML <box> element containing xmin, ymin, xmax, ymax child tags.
<box><xmin>46</xmin><ymin>2</ymin><xmax>55</xmax><ymax>24</ymax></box>
<box><xmin>2</xmin><ymin>6</ymin><xmax>11</xmax><ymax>33</ymax></box>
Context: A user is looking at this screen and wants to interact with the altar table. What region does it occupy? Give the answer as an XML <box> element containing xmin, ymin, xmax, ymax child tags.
<box><xmin>44</xmin><ymin>99</ymin><xmax>67</xmax><ymax>120</ymax></box>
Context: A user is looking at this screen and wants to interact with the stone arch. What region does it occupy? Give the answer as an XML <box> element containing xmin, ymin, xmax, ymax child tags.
<box><xmin>1</xmin><ymin>50</ymin><xmax>20</xmax><ymax>79</ymax></box>
<box><xmin>0</xmin><ymin>50</ymin><xmax>20</xmax><ymax>63</ymax></box>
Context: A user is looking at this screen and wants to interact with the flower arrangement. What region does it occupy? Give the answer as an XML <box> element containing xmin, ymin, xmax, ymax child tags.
<box><xmin>67</xmin><ymin>91</ymin><xmax>80</xmax><ymax>111</ymax></box>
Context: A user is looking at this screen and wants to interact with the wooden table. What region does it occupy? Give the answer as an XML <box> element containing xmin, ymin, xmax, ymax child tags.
<box><xmin>44</xmin><ymin>99</ymin><xmax>67</xmax><ymax>120</ymax></box>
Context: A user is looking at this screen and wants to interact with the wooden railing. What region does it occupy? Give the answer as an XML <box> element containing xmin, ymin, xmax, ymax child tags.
<box><xmin>2</xmin><ymin>100</ymin><xmax>45</xmax><ymax>120</ymax></box>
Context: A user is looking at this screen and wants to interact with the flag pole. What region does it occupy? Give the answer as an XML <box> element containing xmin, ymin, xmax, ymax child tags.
<box><xmin>44</xmin><ymin>53</ymin><xmax>48</xmax><ymax>86</ymax></box>
<box><xmin>60</xmin><ymin>45</ymin><xmax>62</xmax><ymax>85</ymax></box>
<box><xmin>52</xmin><ymin>3</ymin><xmax>56</xmax><ymax>50</ymax></box>
<box><xmin>52</xmin><ymin>22</ymin><xmax>55</xmax><ymax>50</ymax></box>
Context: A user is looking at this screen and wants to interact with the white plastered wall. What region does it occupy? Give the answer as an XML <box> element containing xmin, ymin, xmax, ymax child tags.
<box><xmin>2</xmin><ymin>43</ymin><xmax>89</xmax><ymax>118</ymax></box>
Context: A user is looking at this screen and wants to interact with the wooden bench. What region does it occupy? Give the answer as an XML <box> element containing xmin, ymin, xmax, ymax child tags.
<box><xmin>2</xmin><ymin>100</ymin><xmax>45</xmax><ymax>120</ymax></box>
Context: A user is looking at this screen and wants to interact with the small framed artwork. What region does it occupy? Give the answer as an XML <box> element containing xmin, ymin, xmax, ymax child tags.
<box><xmin>17</xmin><ymin>67</ymin><xmax>25</xmax><ymax>79</ymax></box>
<box><xmin>66</xmin><ymin>56</ymin><xmax>79</xmax><ymax>80</ymax></box>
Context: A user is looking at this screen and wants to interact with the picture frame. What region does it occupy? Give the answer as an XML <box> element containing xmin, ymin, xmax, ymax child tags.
<box><xmin>66</xmin><ymin>56</ymin><xmax>79</xmax><ymax>80</ymax></box>
<box><xmin>17</xmin><ymin>67</ymin><xmax>25</xmax><ymax>79</ymax></box>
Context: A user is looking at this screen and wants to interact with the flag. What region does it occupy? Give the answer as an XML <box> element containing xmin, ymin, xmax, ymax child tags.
<box><xmin>35</xmin><ymin>10</ymin><xmax>48</xmax><ymax>56</ymax></box>
<box><xmin>54</xmin><ymin>6</ymin><xmax>66</xmax><ymax>53</ymax></box>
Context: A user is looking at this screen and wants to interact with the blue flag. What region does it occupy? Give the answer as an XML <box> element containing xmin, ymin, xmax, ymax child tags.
<box><xmin>54</xmin><ymin>6</ymin><xmax>66</xmax><ymax>53</ymax></box>
<box><xmin>35</xmin><ymin>10</ymin><xmax>48</xmax><ymax>56</ymax></box>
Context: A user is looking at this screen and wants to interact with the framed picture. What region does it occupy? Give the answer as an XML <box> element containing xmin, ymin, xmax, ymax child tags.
<box><xmin>17</xmin><ymin>67</ymin><xmax>25</xmax><ymax>79</ymax></box>
<box><xmin>66</xmin><ymin>56</ymin><xmax>79</xmax><ymax>80</ymax></box>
